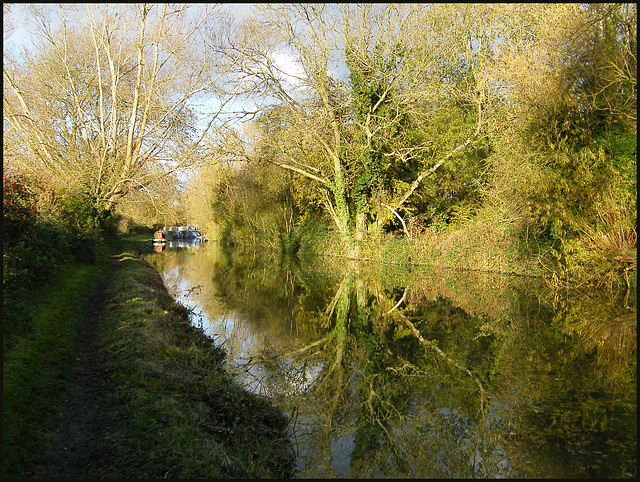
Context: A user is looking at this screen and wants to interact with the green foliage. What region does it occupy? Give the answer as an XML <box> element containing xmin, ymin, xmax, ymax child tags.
<box><xmin>345</xmin><ymin>39</ymin><xmax>487</xmax><ymax>236</ymax></box>
<box><xmin>3</xmin><ymin>172</ymin><xmax>38</xmax><ymax>239</ymax></box>
<box><xmin>529</xmin><ymin>145</ymin><xmax>609</xmax><ymax>239</ymax></box>
<box><xmin>57</xmin><ymin>187</ymin><xmax>115</xmax><ymax>236</ymax></box>
<box><xmin>347</xmin><ymin>41</ymin><xmax>405</xmax><ymax>120</ymax></box>
<box><xmin>597</xmin><ymin>127</ymin><xmax>637</xmax><ymax>207</ymax></box>
<box><xmin>421</xmin><ymin>205</ymin><xmax>450</xmax><ymax>233</ymax></box>
<box><xmin>3</xmin><ymin>173</ymin><xmax>101</xmax><ymax>340</ymax></box>
<box><xmin>346</xmin><ymin>41</ymin><xmax>406</xmax><ymax>213</ymax></box>
<box><xmin>401</xmin><ymin>108</ymin><xmax>488</xmax><ymax>232</ymax></box>
<box><xmin>504</xmin><ymin>143</ymin><xmax>635</xmax><ymax>289</ymax></box>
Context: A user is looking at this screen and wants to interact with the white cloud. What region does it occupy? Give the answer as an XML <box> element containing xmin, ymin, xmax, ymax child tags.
<box><xmin>270</xmin><ymin>50</ymin><xmax>306</xmax><ymax>88</ymax></box>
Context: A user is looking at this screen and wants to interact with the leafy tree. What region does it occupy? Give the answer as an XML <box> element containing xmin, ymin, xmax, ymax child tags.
<box><xmin>218</xmin><ymin>4</ymin><xmax>490</xmax><ymax>256</ymax></box>
<box><xmin>483</xmin><ymin>3</ymin><xmax>636</xmax><ymax>286</ymax></box>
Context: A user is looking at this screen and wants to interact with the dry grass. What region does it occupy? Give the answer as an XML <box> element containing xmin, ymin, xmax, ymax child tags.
<box><xmin>401</xmin><ymin>220</ymin><xmax>538</xmax><ymax>276</ymax></box>
<box><xmin>559</xmin><ymin>190</ymin><xmax>638</xmax><ymax>291</ymax></box>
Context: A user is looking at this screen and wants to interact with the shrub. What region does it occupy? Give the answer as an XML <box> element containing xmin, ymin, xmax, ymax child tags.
<box><xmin>3</xmin><ymin>173</ymin><xmax>101</xmax><ymax>339</ymax></box>
<box><xmin>3</xmin><ymin>172</ymin><xmax>37</xmax><ymax>240</ymax></box>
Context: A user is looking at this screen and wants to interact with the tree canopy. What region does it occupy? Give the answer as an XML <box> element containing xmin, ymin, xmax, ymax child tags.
<box><xmin>3</xmin><ymin>3</ymin><xmax>636</xmax><ymax>285</ymax></box>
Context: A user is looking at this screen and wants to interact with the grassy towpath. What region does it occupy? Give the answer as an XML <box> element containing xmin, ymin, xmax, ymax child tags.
<box><xmin>4</xmin><ymin>236</ymin><xmax>294</xmax><ymax>478</ymax></box>
<box><xmin>20</xmin><ymin>252</ymin><xmax>124</xmax><ymax>477</ymax></box>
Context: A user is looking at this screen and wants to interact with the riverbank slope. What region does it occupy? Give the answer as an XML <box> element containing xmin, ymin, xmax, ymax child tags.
<box><xmin>3</xmin><ymin>237</ymin><xmax>294</xmax><ymax>478</ymax></box>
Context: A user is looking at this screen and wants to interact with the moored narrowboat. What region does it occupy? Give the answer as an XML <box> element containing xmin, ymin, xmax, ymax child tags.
<box><xmin>153</xmin><ymin>230</ymin><xmax>166</xmax><ymax>244</ymax></box>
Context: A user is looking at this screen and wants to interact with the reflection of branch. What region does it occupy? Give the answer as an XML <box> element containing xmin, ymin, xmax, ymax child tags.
<box><xmin>312</xmin><ymin>363</ymin><xmax>344</xmax><ymax>409</ymax></box>
<box><xmin>315</xmin><ymin>276</ymin><xmax>351</xmax><ymax>390</ymax></box>
<box><xmin>266</xmin><ymin>337</ymin><xmax>328</xmax><ymax>360</ymax></box>
<box><xmin>385</xmin><ymin>362</ymin><xmax>428</xmax><ymax>377</ymax></box>
<box><xmin>396</xmin><ymin>312</ymin><xmax>488</xmax><ymax>415</ymax></box>
<box><xmin>375</xmin><ymin>417</ymin><xmax>415</xmax><ymax>476</ymax></box>
<box><xmin>364</xmin><ymin>377</ymin><xmax>416</xmax><ymax>477</ymax></box>
<box><xmin>385</xmin><ymin>286</ymin><xmax>408</xmax><ymax>315</ymax></box>
<box><xmin>324</xmin><ymin>274</ymin><xmax>349</xmax><ymax>320</ymax></box>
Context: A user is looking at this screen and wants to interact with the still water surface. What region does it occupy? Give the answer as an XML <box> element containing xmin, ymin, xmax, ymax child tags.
<box><xmin>145</xmin><ymin>241</ymin><xmax>636</xmax><ymax>478</ymax></box>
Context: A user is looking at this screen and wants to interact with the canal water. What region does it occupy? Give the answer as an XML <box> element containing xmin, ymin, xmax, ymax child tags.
<box><xmin>145</xmin><ymin>241</ymin><xmax>636</xmax><ymax>478</ymax></box>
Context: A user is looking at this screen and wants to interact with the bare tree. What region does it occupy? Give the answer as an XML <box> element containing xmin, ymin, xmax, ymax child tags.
<box><xmin>3</xmin><ymin>4</ymin><xmax>238</xmax><ymax>225</ymax></box>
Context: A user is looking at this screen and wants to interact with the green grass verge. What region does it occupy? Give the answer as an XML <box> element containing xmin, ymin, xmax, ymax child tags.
<box><xmin>3</xmin><ymin>259</ymin><xmax>109</xmax><ymax>477</ymax></box>
<box><xmin>89</xmin><ymin>248</ymin><xmax>295</xmax><ymax>477</ymax></box>
<box><xmin>4</xmin><ymin>236</ymin><xmax>294</xmax><ymax>478</ymax></box>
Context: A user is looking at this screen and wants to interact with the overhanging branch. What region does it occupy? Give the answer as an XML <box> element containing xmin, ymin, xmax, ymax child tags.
<box><xmin>392</xmin><ymin>93</ymin><xmax>484</xmax><ymax>211</ymax></box>
<box><xmin>382</xmin><ymin>203</ymin><xmax>411</xmax><ymax>238</ymax></box>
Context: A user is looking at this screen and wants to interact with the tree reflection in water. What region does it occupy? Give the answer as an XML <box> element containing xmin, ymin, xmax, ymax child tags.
<box><xmin>146</xmin><ymin>245</ymin><xmax>636</xmax><ymax>478</ymax></box>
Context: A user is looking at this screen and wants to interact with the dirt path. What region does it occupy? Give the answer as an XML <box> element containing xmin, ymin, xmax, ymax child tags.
<box><xmin>26</xmin><ymin>256</ymin><xmax>127</xmax><ymax>478</ymax></box>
